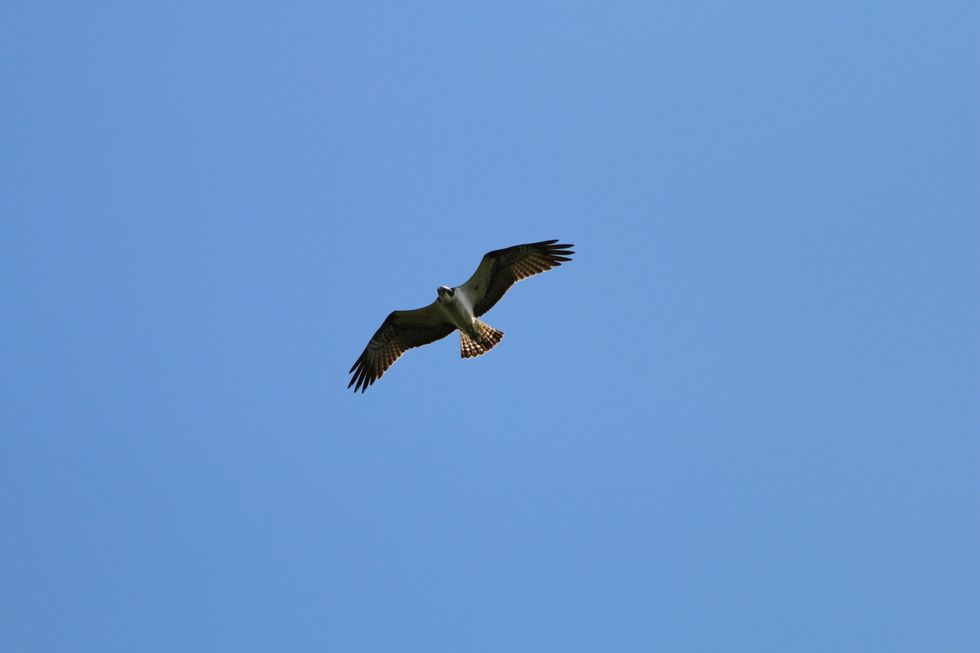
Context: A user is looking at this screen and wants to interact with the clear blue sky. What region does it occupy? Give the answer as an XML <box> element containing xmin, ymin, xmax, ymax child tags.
<box><xmin>2</xmin><ymin>2</ymin><xmax>977</xmax><ymax>651</ymax></box>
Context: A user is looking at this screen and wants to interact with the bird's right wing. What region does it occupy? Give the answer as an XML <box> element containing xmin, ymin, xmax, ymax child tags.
<box><xmin>348</xmin><ymin>302</ymin><xmax>455</xmax><ymax>393</ymax></box>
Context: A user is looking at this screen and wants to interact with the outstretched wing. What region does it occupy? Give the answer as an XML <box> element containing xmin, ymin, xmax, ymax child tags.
<box><xmin>460</xmin><ymin>239</ymin><xmax>574</xmax><ymax>317</ymax></box>
<box><xmin>348</xmin><ymin>303</ymin><xmax>455</xmax><ymax>393</ymax></box>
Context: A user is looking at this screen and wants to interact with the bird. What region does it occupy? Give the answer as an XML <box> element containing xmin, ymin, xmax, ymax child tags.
<box><xmin>348</xmin><ymin>239</ymin><xmax>574</xmax><ymax>393</ymax></box>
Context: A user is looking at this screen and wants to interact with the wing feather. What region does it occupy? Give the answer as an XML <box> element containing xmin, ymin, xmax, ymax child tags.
<box><xmin>347</xmin><ymin>302</ymin><xmax>454</xmax><ymax>393</ymax></box>
<box><xmin>460</xmin><ymin>239</ymin><xmax>575</xmax><ymax>317</ymax></box>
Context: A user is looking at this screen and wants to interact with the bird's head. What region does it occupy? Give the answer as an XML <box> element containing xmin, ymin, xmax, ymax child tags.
<box><xmin>437</xmin><ymin>286</ymin><xmax>455</xmax><ymax>300</ymax></box>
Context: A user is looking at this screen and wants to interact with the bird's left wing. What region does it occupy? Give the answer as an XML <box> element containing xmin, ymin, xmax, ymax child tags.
<box><xmin>460</xmin><ymin>239</ymin><xmax>574</xmax><ymax>317</ymax></box>
<box><xmin>348</xmin><ymin>302</ymin><xmax>455</xmax><ymax>393</ymax></box>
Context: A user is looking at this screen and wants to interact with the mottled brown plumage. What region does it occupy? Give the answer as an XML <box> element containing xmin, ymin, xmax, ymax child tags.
<box><xmin>462</xmin><ymin>240</ymin><xmax>575</xmax><ymax>317</ymax></box>
<box><xmin>347</xmin><ymin>307</ymin><xmax>454</xmax><ymax>393</ymax></box>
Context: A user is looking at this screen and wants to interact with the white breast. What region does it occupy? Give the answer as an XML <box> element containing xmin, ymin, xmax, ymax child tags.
<box><xmin>454</xmin><ymin>286</ymin><xmax>477</xmax><ymax>317</ymax></box>
<box><xmin>439</xmin><ymin>289</ymin><xmax>476</xmax><ymax>333</ymax></box>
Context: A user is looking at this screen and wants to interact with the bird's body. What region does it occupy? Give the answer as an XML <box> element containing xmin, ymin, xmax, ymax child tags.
<box><xmin>348</xmin><ymin>239</ymin><xmax>574</xmax><ymax>392</ymax></box>
<box><xmin>435</xmin><ymin>285</ymin><xmax>477</xmax><ymax>339</ymax></box>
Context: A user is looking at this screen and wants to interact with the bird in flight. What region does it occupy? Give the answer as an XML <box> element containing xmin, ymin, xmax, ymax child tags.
<box><xmin>348</xmin><ymin>239</ymin><xmax>574</xmax><ymax>392</ymax></box>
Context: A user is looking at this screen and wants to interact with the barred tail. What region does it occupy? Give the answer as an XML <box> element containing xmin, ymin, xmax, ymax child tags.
<box><xmin>460</xmin><ymin>320</ymin><xmax>504</xmax><ymax>359</ymax></box>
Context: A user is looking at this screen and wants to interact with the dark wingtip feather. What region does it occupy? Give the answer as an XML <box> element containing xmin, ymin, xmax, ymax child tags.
<box><xmin>349</xmin><ymin>360</ymin><xmax>370</xmax><ymax>393</ymax></box>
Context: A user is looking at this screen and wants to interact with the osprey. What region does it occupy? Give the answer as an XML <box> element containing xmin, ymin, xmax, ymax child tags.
<box><xmin>348</xmin><ymin>239</ymin><xmax>574</xmax><ymax>393</ymax></box>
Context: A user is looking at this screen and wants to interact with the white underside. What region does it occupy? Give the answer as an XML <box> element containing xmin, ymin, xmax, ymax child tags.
<box><xmin>438</xmin><ymin>287</ymin><xmax>477</xmax><ymax>336</ymax></box>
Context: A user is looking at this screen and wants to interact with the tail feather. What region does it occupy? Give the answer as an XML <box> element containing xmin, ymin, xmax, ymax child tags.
<box><xmin>460</xmin><ymin>321</ymin><xmax>504</xmax><ymax>359</ymax></box>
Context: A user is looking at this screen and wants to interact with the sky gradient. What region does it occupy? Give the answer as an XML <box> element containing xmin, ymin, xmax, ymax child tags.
<box><xmin>2</xmin><ymin>1</ymin><xmax>978</xmax><ymax>651</ymax></box>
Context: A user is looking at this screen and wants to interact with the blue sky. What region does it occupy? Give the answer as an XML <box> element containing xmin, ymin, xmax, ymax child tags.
<box><xmin>2</xmin><ymin>1</ymin><xmax>977</xmax><ymax>651</ymax></box>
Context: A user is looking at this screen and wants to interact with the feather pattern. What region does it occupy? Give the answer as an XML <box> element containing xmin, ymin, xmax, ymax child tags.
<box><xmin>347</xmin><ymin>304</ymin><xmax>454</xmax><ymax>393</ymax></box>
<box><xmin>460</xmin><ymin>321</ymin><xmax>504</xmax><ymax>359</ymax></box>
<box><xmin>461</xmin><ymin>239</ymin><xmax>575</xmax><ymax>317</ymax></box>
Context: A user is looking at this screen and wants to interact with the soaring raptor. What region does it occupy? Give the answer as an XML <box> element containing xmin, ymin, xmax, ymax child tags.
<box><xmin>348</xmin><ymin>239</ymin><xmax>574</xmax><ymax>392</ymax></box>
